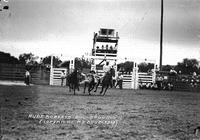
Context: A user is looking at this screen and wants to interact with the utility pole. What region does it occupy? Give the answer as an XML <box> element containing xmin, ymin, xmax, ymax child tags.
<box><xmin>160</xmin><ymin>0</ymin><xmax>164</xmax><ymax>71</ymax></box>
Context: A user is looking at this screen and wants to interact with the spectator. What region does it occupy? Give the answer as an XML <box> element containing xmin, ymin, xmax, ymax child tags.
<box><xmin>156</xmin><ymin>75</ymin><xmax>163</xmax><ymax>90</ymax></box>
<box><xmin>25</xmin><ymin>70</ymin><xmax>31</xmax><ymax>86</ymax></box>
<box><xmin>170</xmin><ymin>69</ymin><xmax>177</xmax><ymax>74</ymax></box>
<box><xmin>193</xmin><ymin>72</ymin><xmax>197</xmax><ymax>77</ymax></box>
<box><xmin>115</xmin><ymin>73</ymin><xmax>123</xmax><ymax>89</ymax></box>
<box><xmin>61</xmin><ymin>70</ymin><xmax>66</xmax><ymax>86</ymax></box>
<box><xmin>106</xmin><ymin>44</ymin><xmax>109</xmax><ymax>50</ymax></box>
<box><xmin>114</xmin><ymin>44</ymin><xmax>117</xmax><ymax>50</ymax></box>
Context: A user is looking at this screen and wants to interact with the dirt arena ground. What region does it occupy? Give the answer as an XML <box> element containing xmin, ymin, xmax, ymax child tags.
<box><xmin>0</xmin><ymin>84</ymin><xmax>200</xmax><ymax>140</ymax></box>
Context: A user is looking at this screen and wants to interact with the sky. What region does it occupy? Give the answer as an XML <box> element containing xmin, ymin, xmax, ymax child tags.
<box><xmin>0</xmin><ymin>0</ymin><xmax>200</xmax><ymax>65</ymax></box>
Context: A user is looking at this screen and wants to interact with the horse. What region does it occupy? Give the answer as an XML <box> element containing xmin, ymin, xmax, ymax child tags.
<box><xmin>66</xmin><ymin>69</ymin><xmax>80</xmax><ymax>95</ymax></box>
<box><xmin>80</xmin><ymin>71</ymin><xmax>99</xmax><ymax>95</ymax></box>
<box><xmin>94</xmin><ymin>68</ymin><xmax>115</xmax><ymax>95</ymax></box>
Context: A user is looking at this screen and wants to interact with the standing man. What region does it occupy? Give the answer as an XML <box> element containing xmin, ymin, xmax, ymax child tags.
<box><xmin>156</xmin><ymin>74</ymin><xmax>163</xmax><ymax>90</ymax></box>
<box><xmin>25</xmin><ymin>70</ymin><xmax>31</xmax><ymax>86</ymax></box>
<box><xmin>60</xmin><ymin>70</ymin><xmax>66</xmax><ymax>86</ymax></box>
<box><xmin>115</xmin><ymin>73</ymin><xmax>123</xmax><ymax>89</ymax></box>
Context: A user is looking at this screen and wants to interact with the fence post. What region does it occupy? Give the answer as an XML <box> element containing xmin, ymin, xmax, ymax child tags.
<box><xmin>50</xmin><ymin>55</ymin><xmax>53</xmax><ymax>85</ymax></box>
<box><xmin>133</xmin><ymin>62</ymin><xmax>139</xmax><ymax>89</ymax></box>
<box><xmin>152</xmin><ymin>64</ymin><xmax>156</xmax><ymax>84</ymax></box>
<box><xmin>131</xmin><ymin>62</ymin><xmax>139</xmax><ymax>89</ymax></box>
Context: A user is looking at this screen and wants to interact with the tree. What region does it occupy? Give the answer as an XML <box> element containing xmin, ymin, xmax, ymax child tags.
<box><xmin>116</xmin><ymin>61</ymin><xmax>134</xmax><ymax>74</ymax></box>
<box><xmin>59</xmin><ymin>61</ymin><xmax>70</xmax><ymax>68</ymax></box>
<box><xmin>79</xmin><ymin>56</ymin><xmax>92</xmax><ymax>69</ymax></box>
<box><xmin>41</xmin><ymin>56</ymin><xmax>62</xmax><ymax>67</ymax></box>
<box><xmin>75</xmin><ymin>57</ymin><xmax>92</xmax><ymax>70</ymax></box>
<box><xmin>19</xmin><ymin>53</ymin><xmax>38</xmax><ymax>65</ymax></box>
<box><xmin>138</xmin><ymin>62</ymin><xmax>154</xmax><ymax>72</ymax></box>
<box><xmin>0</xmin><ymin>51</ymin><xmax>19</xmax><ymax>64</ymax></box>
<box><xmin>117</xmin><ymin>61</ymin><xmax>155</xmax><ymax>74</ymax></box>
<box><xmin>174</xmin><ymin>58</ymin><xmax>199</xmax><ymax>75</ymax></box>
<box><xmin>58</xmin><ymin>56</ymin><xmax>91</xmax><ymax>70</ymax></box>
<box><xmin>117</xmin><ymin>63</ymin><xmax>124</xmax><ymax>71</ymax></box>
<box><xmin>124</xmin><ymin>61</ymin><xmax>133</xmax><ymax>74</ymax></box>
<box><xmin>162</xmin><ymin>65</ymin><xmax>173</xmax><ymax>71</ymax></box>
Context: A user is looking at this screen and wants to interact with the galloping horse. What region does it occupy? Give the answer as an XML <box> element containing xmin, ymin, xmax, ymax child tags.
<box><xmin>94</xmin><ymin>68</ymin><xmax>115</xmax><ymax>95</ymax></box>
<box><xmin>66</xmin><ymin>69</ymin><xmax>80</xmax><ymax>95</ymax></box>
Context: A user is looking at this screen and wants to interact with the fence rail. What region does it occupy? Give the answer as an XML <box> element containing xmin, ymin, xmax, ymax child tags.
<box><xmin>122</xmin><ymin>74</ymin><xmax>133</xmax><ymax>89</ymax></box>
<box><xmin>138</xmin><ymin>72</ymin><xmax>154</xmax><ymax>83</ymax></box>
<box><xmin>50</xmin><ymin>68</ymin><xmax>67</xmax><ymax>86</ymax></box>
<box><xmin>121</xmin><ymin>72</ymin><xmax>155</xmax><ymax>89</ymax></box>
<box><xmin>0</xmin><ymin>63</ymin><xmax>50</xmax><ymax>85</ymax></box>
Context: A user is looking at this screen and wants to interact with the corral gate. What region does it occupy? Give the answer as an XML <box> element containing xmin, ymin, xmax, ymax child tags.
<box><xmin>138</xmin><ymin>72</ymin><xmax>156</xmax><ymax>84</ymax></box>
<box><xmin>122</xmin><ymin>62</ymin><xmax>139</xmax><ymax>89</ymax></box>
<box><xmin>49</xmin><ymin>57</ymin><xmax>75</xmax><ymax>86</ymax></box>
<box><xmin>50</xmin><ymin>68</ymin><xmax>67</xmax><ymax>86</ymax></box>
<box><xmin>121</xmin><ymin>60</ymin><xmax>156</xmax><ymax>89</ymax></box>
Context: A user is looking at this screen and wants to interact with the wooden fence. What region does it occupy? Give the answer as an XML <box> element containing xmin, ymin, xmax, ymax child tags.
<box><xmin>138</xmin><ymin>72</ymin><xmax>155</xmax><ymax>84</ymax></box>
<box><xmin>122</xmin><ymin>72</ymin><xmax>155</xmax><ymax>89</ymax></box>
<box><xmin>50</xmin><ymin>68</ymin><xmax>67</xmax><ymax>86</ymax></box>
<box><xmin>0</xmin><ymin>63</ymin><xmax>50</xmax><ymax>85</ymax></box>
<box><xmin>122</xmin><ymin>74</ymin><xmax>133</xmax><ymax>89</ymax></box>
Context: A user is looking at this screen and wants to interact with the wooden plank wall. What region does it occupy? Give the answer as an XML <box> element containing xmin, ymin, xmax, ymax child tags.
<box><xmin>122</xmin><ymin>74</ymin><xmax>133</xmax><ymax>89</ymax></box>
<box><xmin>0</xmin><ymin>63</ymin><xmax>50</xmax><ymax>85</ymax></box>
<box><xmin>50</xmin><ymin>68</ymin><xmax>67</xmax><ymax>86</ymax></box>
<box><xmin>138</xmin><ymin>72</ymin><xmax>154</xmax><ymax>84</ymax></box>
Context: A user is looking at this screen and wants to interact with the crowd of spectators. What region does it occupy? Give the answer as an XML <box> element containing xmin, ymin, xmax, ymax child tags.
<box><xmin>139</xmin><ymin>71</ymin><xmax>200</xmax><ymax>91</ymax></box>
<box><xmin>95</xmin><ymin>45</ymin><xmax>118</xmax><ymax>54</ymax></box>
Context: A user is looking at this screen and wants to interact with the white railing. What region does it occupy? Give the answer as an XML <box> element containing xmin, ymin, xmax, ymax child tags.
<box><xmin>138</xmin><ymin>72</ymin><xmax>155</xmax><ymax>84</ymax></box>
<box><xmin>121</xmin><ymin>71</ymin><xmax>155</xmax><ymax>89</ymax></box>
<box><xmin>50</xmin><ymin>68</ymin><xmax>67</xmax><ymax>86</ymax></box>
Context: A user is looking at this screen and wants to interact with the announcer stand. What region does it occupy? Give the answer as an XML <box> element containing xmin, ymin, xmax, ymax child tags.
<box><xmin>88</xmin><ymin>28</ymin><xmax>119</xmax><ymax>80</ymax></box>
